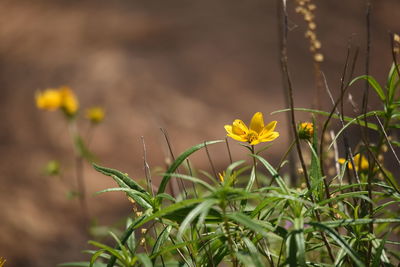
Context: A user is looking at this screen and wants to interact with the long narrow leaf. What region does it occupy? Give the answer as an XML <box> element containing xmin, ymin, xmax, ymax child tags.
<box><xmin>157</xmin><ymin>140</ymin><xmax>223</xmax><ymax>195</ymax></box>
<box><xmin>252</xmin><ymin>155</ymin><xmax>289</xmax><ymax>194</ymax></box>
<box><xmin>308</xmin><ymin>222</ymin><xmax>365</xmax><ymax>267</ymax></box>
<box><xmin>93</xmin><ymin>163</ymin><xmax>147</xmax><ymax>193</ymax></box>
<box><xmin>271</xmin><ymin>108</ymin><xmax>380</xmax><ymax>130</ymax></box>
<box><xmin>350</xmin><ymin>75</ymin><xmax>386</xmax><ymax>101</ymax></box>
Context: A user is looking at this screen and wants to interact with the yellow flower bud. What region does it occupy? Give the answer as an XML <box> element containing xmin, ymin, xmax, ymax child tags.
<box><xmin>298</xmin><ymin>122</ymin><xmax>314</xmax><ymax>140</ymax></box>
<box><xmin>86</xmin><ymin>107</ymin><xmax>105</xmax><ymax>124</ymax></box>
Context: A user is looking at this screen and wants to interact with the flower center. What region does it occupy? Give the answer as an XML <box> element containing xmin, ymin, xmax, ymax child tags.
<box><xmin>247</xmin><ymin>131</ymin><xmax>259</xmax><ymax>143</ymax></box>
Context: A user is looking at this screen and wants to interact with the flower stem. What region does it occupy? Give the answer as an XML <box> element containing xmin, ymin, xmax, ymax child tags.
<box><xmin>250</xmin><ymin>145</ymin><xmax>260</xmax><ymax>189</ymax></box>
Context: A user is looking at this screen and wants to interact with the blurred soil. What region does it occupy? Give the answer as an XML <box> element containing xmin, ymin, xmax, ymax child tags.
<box><xmin>0</xmin><ymin>0</ymin><xmax>399</xmax><ymax>266</ymax></box>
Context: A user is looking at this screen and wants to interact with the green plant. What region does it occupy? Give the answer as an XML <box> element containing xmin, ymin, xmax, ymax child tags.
<box><xmin>60</xmin><ymin>72</ymin><xmax>400</xmax><ymax>265</ymax></box>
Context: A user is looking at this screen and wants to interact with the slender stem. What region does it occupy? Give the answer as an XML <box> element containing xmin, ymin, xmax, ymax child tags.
<box><xmin>222</xmin><ymin>201</ymin><xmax>238</xmax><ymax>267</ymax></box>
<box><xmin>276</xmin><ymin>139</ymin><xmax>296</xmax><ymax>173</ymax></box>
<box><xmin>204</xmin><ymin>142</ymin><xmax>218</xmax><ymax>180</ymax></box>
<box><xmin>68</xmin><ymin>121</ymin><xmax>89</xmax><ymax>226</ymax></box>
<box><xmin>160</xmin><ymin>128</ymin><xmax>188</xmax><ymax>198</ymax></box>
<box><xmin>75</xmin><ymin>156</ymin><xmax>89</xmax><ymax>224</ymax></box>
<box><xmin>251</xmin><ymin>145</ymin><xmax>260</xmax><ymax>188</ymax></box>
<box><xmin>225</xmin><ymin>137</ymin><xmax>233</xmax><ymax>165</ymax></box>
<box><xmin>363</xmin><ymin>2</ymin><xmax>373</xmax><ymax>264</ymax></box>
<box><xmin>276</xmin><ymin>0</ymin><xmax>297</xmax><ymax>186</ymax></box>
<box><xmin>277</xmin><ymin>0</ymin><xmax>335</xmax><ymax>262</ymax></box>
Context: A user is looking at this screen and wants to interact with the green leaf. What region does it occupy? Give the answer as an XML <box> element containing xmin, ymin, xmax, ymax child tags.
<box><xmin>306</xmin><ymin>140</ymin><xmax>323</xmax><ymax>202</ymax></box>
<box><xmin>89</xmin><ymin>241</ymin><xmax>125</xmax><ymax>265</ymax></box>
<box><xmin>93</xmin><ymin>164</ymin><xmax>147</xmax><ymax>193</ymax></box>
<box><xmin>151</xmin><ymin>225</ymin><xmax>172</xmax><ymax>260</ymax></box>
<box><xmin>58</xmin><ymin>262</ymin><xmax>106</xmax><ymax>267</ymax></box>
<box><xmin>387</xmin><ymin>63</ymin><xmax>399</xmax><ymax>103</ymax></box>
<box><xmin>74</xmin><ymin>135</ymin><xmax>96</xmax><ymax>161</ymax></box>
<box><xmin>95</xmin><ymin>188</ymin><xmax>152</xmax><ymax>205</ymax></box>
<box><xmin>293</xmin><ymin>218</ymin><xmax>306</xmax><ymax>266</ymax></box>
<box><xmin>226</xmin><ymin>212</ymin><xmax>271</xmax><ymax>238</ymax></box>
<box><xmin>245</xmin><ymin>166</ymin><xmax>257</xmax><ymax>192</ymax></box>
<box><xmin>271</xmin><ymin>108</ymin><xmax>380</xmax><ymax>131</ymax></box>
<box><xmin>372</xmin><ymin>232</ymin><xmax>390</xmax><ymax>267</ymax></box>
<box><xmin>307</xmin><ymin>218</ymin><xmax>400</xmax><ymax>229</ymax></box>
<box><xmin>161</xmin><ymin>173</ymin><xmax>216</xmax><ymax>193</ymax></box>
<box><xmin>157</xmin><ymin>140</ymin><xmax>223</xmax><ymax>195</ymax></box>
<box><xmin>242</xmin><ymin>237</ymin><xmax>264</xmax><ymax>267</ymax></box>
<box><xmin>177</xmin><ymin>199</ymin><xmax>217</xmax><ymax>239</ymax></box>
<box><xmin>106</xmin><ymin>215</ymin><xmax>148</xmax><ymax>267</ymax></box>
<box><xmin>136</xmin><ymin>199</ymin><xmax>206</xmax><ymax>229</ymax></box>
<box><xmin>308</xmin><ymin>222</ymin><xmax>365</xmax><ymax>267</ymax></box>
<box><xmin>155</xmin><ymin>193</ymin><xmax>176</xmax><ymax>203</ymax></box>
<box><xmin>136</xmin><ymin>254</ymin><xmax>153</xmax><ymax>267</ymax></box>
<box><xmin>224</xmin><ymin>160</ymin><xmax>246</xmax><ymax>185</ymax></box>
<box><xmin>327</xmin><ymin>111</ymin><xmax>383</xmax><ymax>151</ymax></box>
<box><xmin>350</xmin><ymin>75</ymin><xmax>386</xmax><ymax>101</ymax></box>
<box><xmin>89</xmin><ymin>250</ymin><xmax>108</xmax><ymax>267</ymax></box>
<box><xmin>252</xmin><ymin>155</ymin><xmax>289</xmax><ymax>194</ymax></box>
<box><xmin>317</xmin><ymin>191</ymin><xmax>370</xmax><ymax>206</ymax></box>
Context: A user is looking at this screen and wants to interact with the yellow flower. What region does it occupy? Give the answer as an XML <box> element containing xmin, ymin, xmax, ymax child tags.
<box><xmin>298</xmin><ymin>122</ymin><xmax>314</xmax><ymax>140</ymax></box>
<box><xmin>338</xmin><ymin>154</ymin><xmax>369</xmax><ymax>172</ymax></box>
<box><xmin>218</xmin><ymin>172</ymin><xmax>225</xmax><ymax>183</ymax></box>
<box><xmin>224</xmin><ymin>112</ymin><xmax>279</xmax><ymax>145</ymax></box>
<box><xmin>0</xmin><ymin>257</ymin><xmax>6</xmax><ymax>267</ymax></box>
<box><xmin>35</xmin><ymin>89</ymin><xmax>62</xmax><ymax>111</ymax></box>
<box><xmin>59</xmin><ymin>86</ymin><xmax>79</xmax><ymax>115</ymax></box>
<box><xmin>86</xmin><ymin>107</ymin><xmax>105</xmax><ymax>124</ymax></box>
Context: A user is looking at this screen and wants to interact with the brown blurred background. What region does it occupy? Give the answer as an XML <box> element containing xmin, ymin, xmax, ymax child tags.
<box><xmin>0</xmin><ymin>0</ymin><xmax>399</xmax><ymax>266</ymax></box>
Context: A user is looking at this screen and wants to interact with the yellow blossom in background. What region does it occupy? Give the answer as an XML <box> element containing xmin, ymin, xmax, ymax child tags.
<box><xmin>0</xmin><ymin>257</ymin><xmax>6</xmax><ymax>267</ymax></box>
<box><xmin>59</xmin><ymin>86</ymin><xmax>79</xmax><ymax>115</ymax></box>
<box><xmin>224</xmin><ymin>112</ymin><xmax>279</xmax><ymax>145</ymax></box>
<box><xmin>338</xmin><ymin>154</ymin><xmax>369</xmax><ymax>172</ymax></box>
<box><xmin>298</xmin><ymin>122</ymin><xmax>314</xmax><ymax>140</ymax></box>
<box><xmin>218</xmin><ymin>172</ymin><xmax>225</xmax><ymax>183</ymax></box>
<box><xmin>35</xmin><ymin>89</ymin><xmax>62</xmax><ymax>111</ymax></box>
<box><xmin>86</xmin><ymin>107</ymin><xmax>105</xmax><ymax>124</ymax></box>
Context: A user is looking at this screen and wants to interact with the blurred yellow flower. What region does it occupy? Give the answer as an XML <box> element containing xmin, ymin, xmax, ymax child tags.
<box><xmin>0</xmin><ymin>257</ymin><xmax>6</xmax><ymax>267</ymax></box>
<box><xmin>59</xmin><ymin>86</ymin><xmax>79</xmax><ymax>115</ymax></box>
<box><xmin>298</xmin><ymin>122</ymin><xmax>314</xmax><ymax>140</ymax></box>
<box><xmin>338</xmin><ymin>154</ymin><xmax>369</xmax><ymax>172</ymax></box>
<box><xmin>86</xmin><ymin>107</ymin><xmax>105</xmax><ymax>123</ymax></box>
<box><xmin>35</xmin><ymin>89</ymin><xmax>62</xmax><ymax>111</ymax></box>
<box><xmin>218</xmin><ymin>172</ymin><xmax>225</xmax><ymax>183</ymax></box>
<box><xmin>224</xmin><ymin>112</ymin><xmax>279</xmax><ymax>145</ymax></box>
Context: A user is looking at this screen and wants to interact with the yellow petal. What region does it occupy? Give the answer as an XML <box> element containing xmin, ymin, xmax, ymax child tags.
<box><xmin>59</xmin><ymin>87</ymin><xmax>79</xmax><ymax>115</ymax></box>
<box><xmin>227</xmin><ymin>133</ymin><xmax>248</xmax><ymax>142</ymax></box>
<box><xmin>35</xmin><ymin>89</ymin><xmax>62</xmax><ymax>111</ymax></box>
<box><xmin>260</xmin><ymin>121</ymin><xmax>277</xmax><ymax>136</ymax></box>
<box><xmin>232</xmin><ymin>120</ymin><xmax>249</xmax><ymax>135</ymax></box>
<box><xmin>338</xmin><ymin>158</ymin><xmax>354</xmax><ymax>170</ymax></box>
<box><xmin>224</xmin><ymin>125</ymin><xmax>233</xmax><ymax>135</ymax></box>
<box><xmin>259</xmin><ymin>132</ymin><xmax>280</xmax><ymax>142</ymax></box>
<box><xmin>249</xmin><ymin>139</ymin><xmax>260</xmax><ymax>145</ymax></box>
<box><xmin>249</xmin><ymin>112</ymin><xmax>264</xmax><ymax>133</ymax></box>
